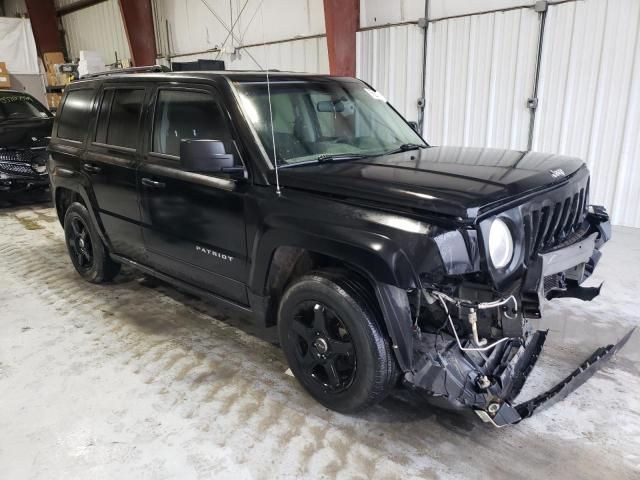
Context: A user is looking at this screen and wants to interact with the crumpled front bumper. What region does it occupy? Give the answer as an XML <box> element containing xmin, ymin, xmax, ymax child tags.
<box><xmin>407</xmin><ymin>327</ymin><xmax>635</xmax><ymax>427</ymax></box>
<box><xmin>407</xmin><ymin>205</ymin><xmax>633</xmax><ymax>426</ymax></box>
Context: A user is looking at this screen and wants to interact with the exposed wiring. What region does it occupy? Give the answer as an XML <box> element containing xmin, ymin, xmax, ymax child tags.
<box><xmin>431</xmin><ymin>291</ymin><xmax>512</xmax><ymax>352</ymax></box>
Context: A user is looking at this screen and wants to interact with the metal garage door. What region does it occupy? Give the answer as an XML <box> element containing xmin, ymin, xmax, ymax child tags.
<box><xmin>533</xmin><ymin>0</ymin><xmax>640</xmax><ymax>226</ymax></box>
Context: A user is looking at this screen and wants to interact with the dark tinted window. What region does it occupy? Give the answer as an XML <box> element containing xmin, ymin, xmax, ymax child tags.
<box><xmin>94</xmin><ymin>89</ymin><xmax>114</xmax><ymax>144</ymax></box>
<box><xmin>105</xmin><ymin>89</ymin><xmax>144</xmax><ymax>149</ymax></box>
<box><xmin>152</xmin><ymin>90</ymin><xmax>233</xmax><ymax>158</ymax></box>
<box><xmin>57</xmin><ymin>89</ymin><xmax>94</xmax><ymax>141</ymax></box>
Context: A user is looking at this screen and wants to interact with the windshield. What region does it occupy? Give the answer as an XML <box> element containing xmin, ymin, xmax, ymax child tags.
<box><xmin>234</xmin><ymin>79</ymin><xmax>426</xmax><ymax>166</ymax></box>
<box><xmin>0</xmin><ymin>92</ymin><xmax>51</xmax><ymax>121</ymax></box>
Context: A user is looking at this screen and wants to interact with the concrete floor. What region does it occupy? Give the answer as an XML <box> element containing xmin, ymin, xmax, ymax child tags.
<box><xmin>1</xmin><ymin>194</ymin><xmax>638</xmax><ymax>480</ymax></box>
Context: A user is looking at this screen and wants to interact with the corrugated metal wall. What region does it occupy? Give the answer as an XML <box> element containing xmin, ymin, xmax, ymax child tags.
<box><xmin>152</xmin><ymin>0</ymin><xmax>328</xmax><ymax>72</ymax></box>
<box><xmin>424</xmin><ymin>8</ymin><xmax>539</xmax><ymax>150</ymax></box>
<box><xmin>532</xmin><ymin>0</ymin><xmax>640</xmax><ymax>227</ymax></box>
<box><xmin>2</xmin><ymin>0</ymin><xmax>27</xmax><ymax>17</ymax></box>
<box><xmin>166</xmin><ymin>36</ymin><xmax>329</xmax><ymax>73</ymax></box>
<box><xmin>360</xmin><ymin>0</ymin><xmax>424</xmax><ymax>27</ymax></box>
<box><xmin>356</xmin><ymin>25</ymin><xmax>423</xmax><ymax>122</ymax></box>
<box><xmin>57</xmin><ymin>0</ymin><xmax>131</xmax><ymax>65</ymax></box>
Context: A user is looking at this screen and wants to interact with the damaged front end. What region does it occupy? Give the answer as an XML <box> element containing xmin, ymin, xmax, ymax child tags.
<box><xmin>403</xmin><ymin>182</ymin><xmax>634</xmax><ymax>426</ymax></box>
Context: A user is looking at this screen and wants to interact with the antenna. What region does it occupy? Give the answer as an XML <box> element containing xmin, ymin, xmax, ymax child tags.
<box><xmin>261</xmin><ymin>2</ymin><xmax>281</xmax><ymax>195</ymax></box>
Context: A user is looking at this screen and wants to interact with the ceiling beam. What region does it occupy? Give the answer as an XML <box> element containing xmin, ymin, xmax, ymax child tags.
<box><xmin>25</xmin><ymin>0</ymin><xmax>64</xmax><ymax>54</ymax></box>
<box><xmin>56</xmin><ymin>0</ymin><xmax>109</xmax><ymax>16</ymax></box>
<box><xmin>118</xmin><ymin>0</ymin><xmax>157</xmax><ymax>66</ymax></box>
<box><xmin>323</xmin><ymin>0</ymin><xmax>359</xmax><ymax>76</ymax></box>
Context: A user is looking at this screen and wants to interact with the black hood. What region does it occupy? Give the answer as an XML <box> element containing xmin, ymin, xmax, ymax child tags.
<box><xmin>279</xmin><ymin>146</ymin><xmax>586</xmax><ymax>219</ymax></box>
<box><xmin>0</xmin><ymin>117</ymin><xmax>53</xmax><ymax>150</ymax></box>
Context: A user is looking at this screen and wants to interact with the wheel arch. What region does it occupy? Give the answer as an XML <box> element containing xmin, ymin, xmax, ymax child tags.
<box><xmin>53</xmin><ymin>183</ymin><xmax>110</xmax><ymax>248</ymax></box>
<box><xmin>253</xmin><ymin>229</ymin><xmax>416</xmax><ymax>372</ymax></box>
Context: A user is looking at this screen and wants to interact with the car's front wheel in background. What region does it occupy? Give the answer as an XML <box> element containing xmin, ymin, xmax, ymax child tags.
<box><xmin>278</xmin><ymin>271</ymin><xmax>398</xmax><ymax>413</ymax></box>
<box><xmin>63</xmin><ymin>202</ymin><xmax>120</xmax><ymax>283</ymax></box>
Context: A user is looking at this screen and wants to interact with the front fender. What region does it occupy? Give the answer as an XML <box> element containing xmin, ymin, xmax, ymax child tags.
<box><xmin>249</xmin><ymin>216</ymin><xmax>418</xmax><ymax>294</ymax></box>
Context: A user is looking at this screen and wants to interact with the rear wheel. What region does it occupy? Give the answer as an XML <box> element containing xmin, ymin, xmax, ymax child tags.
<box><xmin>63</xmin><ymin>202</ymin><xmax>120</xmax><ymax>283</ymax></box>
<box><xmin>278</xmin><ymin>271</ymin><xmax>397</xmax><ymax>413</ymax></box>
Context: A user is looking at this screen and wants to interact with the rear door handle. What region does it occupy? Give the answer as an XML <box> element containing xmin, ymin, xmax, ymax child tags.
<box><xmin>141</xmin><ymin>177</ymin><xmax>166</xmax><ymax>189</ymax></box>
<box><xmin>83</xmin><ymin>163</ymin><xmax>102</xmax><ymax>174</ymax></box>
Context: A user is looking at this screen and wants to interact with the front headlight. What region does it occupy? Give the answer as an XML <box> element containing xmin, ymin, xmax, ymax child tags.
<box><xmin>488</xmin><ymin>218</ymin><xmax>514</xmax><ymax>268</ymax></box>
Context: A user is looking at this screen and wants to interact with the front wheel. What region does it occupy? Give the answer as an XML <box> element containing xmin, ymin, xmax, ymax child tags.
<box><xmin>63</xmin><ymin>202</ymin><xmax>120</xmax><ymax>283</ymax></box>
<box><xmin>278</xmin><ymin>271</ymin><xmax>397</xmax><ymax>413</ymax></box>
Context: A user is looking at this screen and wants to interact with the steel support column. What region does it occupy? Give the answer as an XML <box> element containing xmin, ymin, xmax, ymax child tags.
<box><xmin>118</xmin><ymin>0</ymin><xmax>157</xmax><ymax>66</ymax></box>
<box><xmin>323</xmin><ymin>0</ymin><xmax>359</xmax><ymax>76</ymax></box>
<box><xmin>25</xmin><ymin>0</ymin><xmax>64</xmax><ymax>54</ymax></box>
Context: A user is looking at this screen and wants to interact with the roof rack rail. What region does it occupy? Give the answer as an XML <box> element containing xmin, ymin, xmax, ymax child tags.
<box><xmin>81</xmin><ymin>65</ymin><xmax>170</xmax><ymax>79</ymax></box>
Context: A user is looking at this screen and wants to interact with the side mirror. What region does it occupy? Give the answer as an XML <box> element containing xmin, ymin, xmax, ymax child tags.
<box><xmin>180</xmin><ymin>139</ymin><xmax>241</xmax><ymax>175</ymax></box>
<box><xmin>407</xmin><ymin>121</ymin><xmax>419</xmax><ymax>133</ymax></box>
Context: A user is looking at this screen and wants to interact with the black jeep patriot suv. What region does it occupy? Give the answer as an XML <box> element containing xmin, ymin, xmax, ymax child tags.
<box><xmin>48</xmin><ymin>69</ymin><xmax>632</xmax><ymax>426</ymax></box>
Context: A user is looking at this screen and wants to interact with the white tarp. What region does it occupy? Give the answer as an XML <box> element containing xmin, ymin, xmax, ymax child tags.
<box><xmin>0</xmin><ymin>17</ymin><xmax>39</xmax><ymax>75</ymax></box>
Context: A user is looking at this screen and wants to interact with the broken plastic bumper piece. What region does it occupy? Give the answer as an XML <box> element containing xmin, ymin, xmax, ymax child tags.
<box><xmin>408</xmin><ymin>327</ymin><xmax>635</xmax><ymax>427</ymax></box>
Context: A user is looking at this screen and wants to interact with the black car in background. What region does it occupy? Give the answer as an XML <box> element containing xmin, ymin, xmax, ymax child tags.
<box><xmin>0</xmin><ymin>90</ymin><xmax>53</xmax><ymax>193</ymax></box>
<box><xmin>47</xmin><ymin>69</ymin><xmax>631</xmax><ymax>427</ymax></box>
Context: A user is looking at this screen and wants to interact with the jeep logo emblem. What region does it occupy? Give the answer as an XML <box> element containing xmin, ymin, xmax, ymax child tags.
<box><xmin>195</xmin><ymin>245</ymin><xmax>234</xmax><ymax>262</ymax></box>
<box><xmin>549</xmin><ymin>168</ymin><xmax>566</xmax><ymax>178</ymax></box>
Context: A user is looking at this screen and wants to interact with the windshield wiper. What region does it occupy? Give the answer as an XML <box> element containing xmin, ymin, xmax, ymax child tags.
<box><xmin>278</xmin><ymin>153</ymin><xmax>373</xmax><ymax>169</ymax></box>
<box><xmin>316</xmin><ymin>153</ymin><xmax>369</xmax><ymax>163</ymax></box>
<box><xmin>385</xmin><ymin>143</ymin><xmax>427</xmax><ymax>155</ymax></box>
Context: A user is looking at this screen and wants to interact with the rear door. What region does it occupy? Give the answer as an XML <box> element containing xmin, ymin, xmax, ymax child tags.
<box><xmin>84</xmin><ymin>84</ymin><xmax>148</xmax><ymax>260</ymax></box>
<box><xmin>49</xmin><ymin>87</ymin><xmax>95</xmax><ymax>193</ymax></box>
<box><xmin>138</xmin><ymin>84</ymin><xmax>249</xmax><ymax>305</ymax></box>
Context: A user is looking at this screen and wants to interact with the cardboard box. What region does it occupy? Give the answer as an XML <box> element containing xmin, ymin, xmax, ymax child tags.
<box><xmin>44</xmin><ymin>52</ymin><xmax>65</xmax><ymax>70</ymax></box>
<box><xmin>45</xmin><ymin>69</ymin><xmax>70</xmax><ymax>87</ymax></box>
<box><xmin>46</xmin><ymin>92</ymin><xmax>62</xmax><ymax>110</ymax></box>
<box><xmin>0</xmin><ymin>62</ymin><xmax>11</xmax><ymax>88</ymax></box>
<box><xmin>46</xmin><ymin>71</ymin><xmax>58</xmax><ymax>86</ymax></box>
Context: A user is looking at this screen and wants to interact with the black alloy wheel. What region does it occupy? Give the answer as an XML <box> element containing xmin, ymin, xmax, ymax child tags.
<box><xmin>290</xmin><ymin>301</ymin><xmax>356</xmax><ymax>393</ymax></box>
<box><xmin>63</xmin><ymin>202</ymin><xmax>121</xmax><ymax>283</ymax></box>
<box><xmin>67</xmin><ymin>216</ymin><xmax>94</xmax><ymax>272</ymax></box>
<box><xmin>278</xmin><ymin>271</ymin><xmax>398</xmax><ymax>413</ymax></box>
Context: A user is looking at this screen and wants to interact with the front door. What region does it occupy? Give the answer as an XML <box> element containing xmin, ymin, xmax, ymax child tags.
<box><xmin>138</xmin><ymin>85</ymin><xmax>249</xmax><ymax>305</ymax></box>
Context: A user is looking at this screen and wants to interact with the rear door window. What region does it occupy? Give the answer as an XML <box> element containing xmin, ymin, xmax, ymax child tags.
<box><xmin>93</xmin><ymin>88</ymin><xmax>144</xmax><ymax>149</ymax></box>
<box><xmin>57</xmin><ymin>89</ymin><xmax>94</xmax><ymax>142</ymax></box>
<box><xmin>151</xmin><ymin>89</ymin><xmax>234</xmax><ymax>159</ymax></box>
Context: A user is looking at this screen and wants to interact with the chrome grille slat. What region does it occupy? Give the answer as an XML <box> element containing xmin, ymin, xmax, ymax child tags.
<box><xmin>0</xmin><ymin>150</ymin><xmax>36</xmax><ymax>163</ymax></box>
<box><xmin>0</xmin><ymin>162</ymin><xmax>35</xmax><ymax>176</ymax></box>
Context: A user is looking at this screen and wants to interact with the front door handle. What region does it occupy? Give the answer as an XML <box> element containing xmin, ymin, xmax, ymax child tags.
<box><xmin>141</xmin><ymin>177</ymin><xmax>166</xmax><ymax>189</ymax></box>
<box><xmin>83</xmin><ymin>163</ymin><xmax>102</xmax><ymax>174</ymax></box>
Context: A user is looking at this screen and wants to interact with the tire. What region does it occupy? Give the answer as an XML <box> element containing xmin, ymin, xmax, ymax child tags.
<box><xmin>63</xmin><ymin>202</ymin><xmax>120</xmax><ymax>283</ymax></box>
<box><xmin>278</xmin><ymin>271</ymin><xmax>398</xmax><ymax>413</ymax></box>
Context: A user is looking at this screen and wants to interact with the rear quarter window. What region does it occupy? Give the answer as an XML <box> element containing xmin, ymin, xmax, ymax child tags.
<box><xmin>57</xmin><ymin>89</ymin><xmax>94</xmax><ymax>142</ymax></box>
